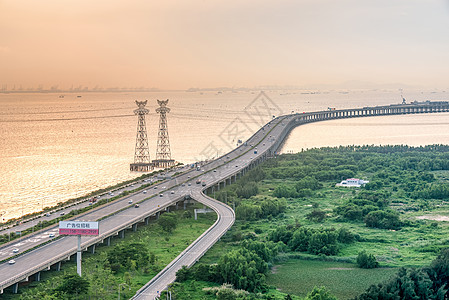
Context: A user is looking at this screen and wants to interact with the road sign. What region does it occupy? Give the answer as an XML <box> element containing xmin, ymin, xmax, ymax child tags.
<box><xmin>59</xmin><ymin>221</ymin><xmax>99</xmax><ymax>236</ymax></box>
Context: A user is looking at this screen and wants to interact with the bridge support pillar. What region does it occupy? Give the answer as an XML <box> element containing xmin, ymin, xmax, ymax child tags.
<box><xmin>145</xmin><ymin>217</ymin><xmax>150</xmax><ymax>225</ymax></box>
<box><xmin>106</xmin><ymin>236</ymin><xmax>111</xmax><ymax>246</ymax></box>
<box><xmin>90</xmin><ymin>245</ymin><xmax>96</xmax><ymax>254</ymax></box>
<box><xmin>175</xmin><ymin>202</ymin><xmax>178</xmax><ymax>209</ymax></box>
<box><xmin>56</xmin><ymin>261</ymin><xmax>61</xmax><ymax>271</ymax></box>
<box><xmin>35</xmin><ymin>271</ymin><xmax>41</xmax><ymax>282</ymax></box>
<box><xmin>12</xmin><ymin>283</ymin><xmax>18</xmax><ymax>294</ymax></box>
<box><xmin>119</xmin><ymin>230</ymin><xmax>125</xmax><ymax>239</ymax></box>
<box><xmin>132</xmin><ymin>224</ymin><xmax>138</xmax><ymax>232</ymax></box>
<box><xmin>156</xmin><ymin>212</ymin><xmax>160</xmax><ymax>219</ymax></box>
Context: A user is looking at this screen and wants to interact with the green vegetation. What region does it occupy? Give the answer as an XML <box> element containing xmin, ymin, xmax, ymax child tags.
<box><xmin>172</xmin><ymin>145</ymin><xmax>449</xmax><ymax>299</ymax></box>
<box><xmin>266</xmin><ymin>259</ymin><xmax>397</xmax><ymax>299</ymax></box>
<box><xmin>356</xmin><ymin>248</ymin><xmax>449</xmax><ymax>299</ymax></box>
<box><xmin>2</xmin><ymin>206</ymin><xmax>215</xmax><ymax>299</ymax></box>
<box><xmin>356</xmin><ymin>251</ymin><xmax>379</xmax><ymax>269</ymax></box>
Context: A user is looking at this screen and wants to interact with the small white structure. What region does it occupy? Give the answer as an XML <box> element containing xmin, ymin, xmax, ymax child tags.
<box><xmin>336</xmin><ymin>178</ymin><xmax>369</xmax><ymax>187</ymax></box>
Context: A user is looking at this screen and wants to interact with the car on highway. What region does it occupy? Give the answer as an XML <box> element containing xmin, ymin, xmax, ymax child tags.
<box><xmin>154</xmin><ymin>186</ymin><xmax>157</xmax><ymax>189</ymax></box>
<box><xmin>128</xmin><ymin>199</ymin><xmax>133</xmax><ymax>204</ymax></box>
<box><xmin>134</xmin><ymin>204</ymin><xmax>140</xmax><ymax>208</ymax></box>
<box><xmin>60</xmin><ymin>212</ymin><xmax>65</xmax><ymax>216</ymax></box>
<box><xmin>159</xmin><ymin>194</ymin><xmax>163</xmax><ymax>197</ymax></box>
<box><xmin>188</xmin><ymin>183</ymin><xmax>191</xmax><ymax>186</ymax></box>
<box><xmin>182</xmin><ymin>184</ymin><xmax>185</xmax><ymax>187</ymax></box>
<box><xmin>49</xmin><ymin>233</ymin><xmax>55</xmax><ymax>238</ymax></box>
<box><xmin>143</xmin><ymin>190</ymin><xmax>147</xmax><ymax>194</ymax></box>
<box><xmin>12</xmin><ymin>248</ymin><xmax>19</xmax><ymax>253</ymax></box>
<box><xmin>8</xmin><ymin>260</ymin><xmax>15</xmax><ymax>265</ymax></box>
<box><xmin>170</xmin><ymin>191</ymin><xmax>175</xmax><ymax>194</ymax></box>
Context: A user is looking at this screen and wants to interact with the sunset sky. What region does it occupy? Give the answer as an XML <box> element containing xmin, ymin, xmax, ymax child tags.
<box><xmin>1</xmin><ymin>0</ymin><xmax>449</xmax><ymax>90</ymax></box>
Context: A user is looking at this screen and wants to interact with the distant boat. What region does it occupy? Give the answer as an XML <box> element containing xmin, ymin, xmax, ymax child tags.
<box><xmin>77</xmin><ymin>95</ymin><xmax>82</xmax><ymax>98</ymax></box>
<box><xmin>58</xmin><ymin>95</ymin><xmax>65</xmax><ymax>98</ymax></box>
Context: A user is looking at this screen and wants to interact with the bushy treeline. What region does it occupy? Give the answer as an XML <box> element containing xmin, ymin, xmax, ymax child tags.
<box><xmin>335</xmin><ymin>190</ymin><xmax>402</xmax><ymax>230</ymax></box>
<box><xmin>176</xmin><ymin>240</ymin><xmax>280</xmax><ymax>292</ymax></box>
<box><xmin>355</xmin><ymin>248</ymin><xmax>449</xmax><ymax>299</ymax></box>
<box><xmin>236</xmin><ymin>198</ymin><xmax>287</xmax><ymax>221</ymax></box>
<box><xmin>268</xmin><ymin>225</ymin><xmax>357</xmax><ymax>256</ymax></box>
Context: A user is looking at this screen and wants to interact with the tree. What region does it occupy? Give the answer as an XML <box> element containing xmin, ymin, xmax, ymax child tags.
<box><xmin>305</xmin><ymin>286</ymin><xmax>338</xmax><ymax>300</ymax></box>
<box><xmin>364</xmin><ymin>210</ymin><xmax>402</xmax><ymax>230</ymax></box>
<box><xmin>357</xmin><ymin>250</ymin><xmax>379</xmax><ymax>269</ymax></box>
<box><xmin>54</xmin><ymin>274</ymin><xmax>89</xmax><ymax>297</ymax></box>
<box><xmin>107</xmin><ymin>242</ymin><xmax>149</xmax><ymax>271</ymax></box>
<box><xmin>214</xmin><ymin>248</ymin><xmax>268</xmax><ymax>292</ymax></box>
<box><xmin>158</xmin><ymin>212</ymin><xmax>178</xmax><ymax>233</ymax></box>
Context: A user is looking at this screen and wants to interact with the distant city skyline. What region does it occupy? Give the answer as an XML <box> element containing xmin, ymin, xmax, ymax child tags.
<box><xmin>1</xmin><ymin>1</ymin><xmax>449</xmax><ymax>90</ymax></box>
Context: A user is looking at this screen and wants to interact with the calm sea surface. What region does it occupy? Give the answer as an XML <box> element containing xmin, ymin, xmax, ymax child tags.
<box><xmin>1</xmin><ymin>89</ymin><xmax>448</xmax><ymax>220</ymax></box>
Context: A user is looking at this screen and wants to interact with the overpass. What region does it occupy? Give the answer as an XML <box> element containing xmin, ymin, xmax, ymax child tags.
<box><xmin>1</xmin><ymin>100</ymin><xmax>448</xmax><ymax>296</ymax></box>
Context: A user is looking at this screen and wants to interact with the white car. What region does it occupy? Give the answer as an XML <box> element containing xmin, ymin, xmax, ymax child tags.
<box><xmin>49</xmin><ymin>233</ymin><xmax>55</xmax><ymax>238</ymax></box>
<box><xmin>170</xmin><ymin>191</ymin><xmax>175</xmax><ymax>194</ymax></box>
<box><xmin>8</xmin><ymin>260</ymin><xmax>15</xmax><ymax>265</ymax></box>
<box><xmin>128</xmin><ymin>199</ymin><xmax>133</xmax><ymax>204</ymax></box>
<box><xmin>12</xmin><ymin>248</ymin><xmax>19</xmax><ymax>253</ymax></box>
<box><xmin>143</xmin><ymin>190</ymin><xmax>147</xmax><ymax>194</ymax></box>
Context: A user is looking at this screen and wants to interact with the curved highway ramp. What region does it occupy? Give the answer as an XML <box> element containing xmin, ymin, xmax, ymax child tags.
<box><xmin>131</xmin><ymin>190</ymin><xmax>235</xmax><ymax>299</ymax></box>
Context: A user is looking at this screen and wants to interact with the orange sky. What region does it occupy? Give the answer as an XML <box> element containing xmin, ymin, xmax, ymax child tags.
<box><xmin>1</xmin><ymin>0</ymin><xmax>449</xmax><ymax>90</ymax></box>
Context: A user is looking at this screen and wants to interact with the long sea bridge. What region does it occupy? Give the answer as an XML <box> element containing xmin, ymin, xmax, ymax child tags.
<box><xmin>0</xmin><ymin>100</ymin><xmax>448</xmax><ymax>298</ymax></box>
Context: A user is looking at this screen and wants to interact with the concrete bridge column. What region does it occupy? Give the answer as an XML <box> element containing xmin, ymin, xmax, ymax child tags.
<box><xmin>156</xmin><ymin>212</ymin><xmax>160</xmax><ymax>219</ymax></box>
<box><xmin>106</xmin><ymin>236</ymin><xmax>111</xmax><ymax>246</ymax></box>
<box><xmin>119</xmin><ymin>230</ymin><xmax>125</xmax><ymax>239</ymax></box>
<box><xmin>145</xmin><ymin>217</ymin><xmax>150</xmax><ymax>225</ymax></box>
<box><xmin>35</xmin><ymin>271</ymin><xmax>41</xmax><ymax>282</ymax></box>
<box><xmin>56</xmin><ymin>261</ymin><xmax>61</xmax><ymax>271</ymax></box>
<box><xmin>132</xmin><ymin>223</ymin><xmax>138</xmax><ymax>232</ymax></box>
<box><xmin>90</xmin><ymin>245</ymin><xmax>96</xmax><ymax>254</ymax></box>
<box><xmin>12</xmin><ymin>283</ymin><xmax>18</xmax><ymax>294</ymax></box>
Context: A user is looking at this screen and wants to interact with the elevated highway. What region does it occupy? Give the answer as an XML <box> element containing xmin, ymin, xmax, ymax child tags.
<box><xmin>1</xmin><ymin>100</ymin><xmax>448</xmax><ymax>296</ymax></box>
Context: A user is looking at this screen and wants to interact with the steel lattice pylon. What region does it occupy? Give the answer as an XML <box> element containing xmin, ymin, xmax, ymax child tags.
<box><xmin>152</xmin><ymin>99</ymin><xmax>174</xmax><ymax>168</ymax></box>
<box><xmin>130</xmin><ymin>100</ymin><xmax>154</xmax><ymax>172</ymax></box>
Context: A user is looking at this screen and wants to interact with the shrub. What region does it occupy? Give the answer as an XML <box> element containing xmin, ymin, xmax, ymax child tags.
<box><xmin>356</xmin><ymin>250</ymin><xmax>379</xmax><ymax>269</ymax></box>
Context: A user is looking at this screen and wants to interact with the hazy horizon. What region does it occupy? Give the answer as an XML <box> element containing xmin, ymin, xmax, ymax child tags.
<box><xmin>1</xmin><ymin>0</ymin><xmax>449</xmax><ymax>90</ymax></box>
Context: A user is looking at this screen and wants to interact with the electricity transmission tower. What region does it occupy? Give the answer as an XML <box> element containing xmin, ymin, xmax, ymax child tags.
<box><xmin>152</xmin><ymin>99</ymin><xmax>175</xmax><ymax>168</ymax></box>
<box><xmin>130</xmin><ymin>100</ymin><xmax>154</xmax><ymax>172</ymax></box>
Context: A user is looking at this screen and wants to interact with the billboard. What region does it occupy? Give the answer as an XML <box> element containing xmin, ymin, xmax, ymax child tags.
<box><xmin>59</xmin><ymin>221</ymin><xmax>99</xmax><ymax>236</ymax></box>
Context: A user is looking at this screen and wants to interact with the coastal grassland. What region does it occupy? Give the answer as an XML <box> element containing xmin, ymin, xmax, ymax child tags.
<box><xmin>172</xmin><ymin>145</ymin><xmax>449</xmax><ymax>299</ymax></box>
<box><xmin>2</xmin><ymin>206</ymin><xmax>215</xmax><ymax>300</ymax></box>
<box><xmin>266</xmin><ymin>259</ymin><xmax>398</xmax><ymax>299</ymax></box>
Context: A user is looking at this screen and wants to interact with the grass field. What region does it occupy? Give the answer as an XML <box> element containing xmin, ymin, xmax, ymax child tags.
<box><xmin>266</xmin><ymin>259</ymin><xmax>398</xmax><ymax>300</ymax></box>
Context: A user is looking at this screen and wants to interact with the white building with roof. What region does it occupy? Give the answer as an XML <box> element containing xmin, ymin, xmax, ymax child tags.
<box><xmin>336</xmin><ymin>178</ymin><xmax>369</xmax><ymax>187</ymax></box>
